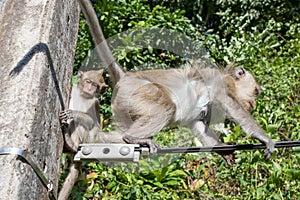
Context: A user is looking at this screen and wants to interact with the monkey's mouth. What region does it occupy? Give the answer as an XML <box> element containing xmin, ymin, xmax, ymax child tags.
<box><xmin>81</xmin><ymin>91</ymin><xmax>95</xmax><ymax>99</ymax></box>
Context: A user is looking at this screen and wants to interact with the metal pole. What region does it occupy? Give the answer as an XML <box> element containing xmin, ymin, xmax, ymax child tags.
<box><xmin>155</xmin><ymin>140</ymin><xmax>300</xmax><ymax>154</ymax></box>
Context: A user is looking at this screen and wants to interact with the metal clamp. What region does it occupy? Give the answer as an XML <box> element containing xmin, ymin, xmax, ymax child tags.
<box><xmin>0</xmin><ymin>147</ymin><xmax>56</xmax><ymax>200</ymax></box>
<box><xmin>74</xmin><ymin>143</ymin><xmax>149</xmax><ymax>162</ymax></box>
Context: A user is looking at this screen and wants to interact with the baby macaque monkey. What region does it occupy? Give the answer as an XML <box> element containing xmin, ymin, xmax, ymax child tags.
<box><xmin>58</xmin><ymin>69</ymin><xmax>107</xmax><ymax>200</ymax></box>
<box><xmin>59</xmin><ymin>69</ymin><xmax>108</xmax><ymax>152</ymax></box>
<box><xmin>111</xmin><ymin>63</ymin><xmax>275</xmax><ymax>164</ymax></box>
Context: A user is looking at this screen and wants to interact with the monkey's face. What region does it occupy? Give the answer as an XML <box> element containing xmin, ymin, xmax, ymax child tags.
<box><xmin>77</xmin><ymin>69</ymin><xmax>108</xmax><ymax>98</ymax></box>
<box><xmin>233</xmin><ymin>68</ymin><xmax>262</xmax><ymax>112</ymax></box>
<box><xmin>81</xmin><ymin>79</ymin><xmax>99</xmax><ymax>98</ymax></box>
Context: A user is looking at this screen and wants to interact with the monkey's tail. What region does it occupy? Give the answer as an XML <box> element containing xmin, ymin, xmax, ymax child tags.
<box><xmin>58</xmin><ymin>163</ymin><xmax>80</xmax><ymax>200</ymax></box>
<box><xmin>78</xmin><ymin>0</ymin><xmax>125</xmax><ymax>86</ymax></box>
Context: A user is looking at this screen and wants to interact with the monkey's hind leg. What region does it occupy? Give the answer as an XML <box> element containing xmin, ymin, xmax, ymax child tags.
<box><xmin>119</xmin><ymin>83</ymin><xmax>176</xmax><ymax>153</ymax></box>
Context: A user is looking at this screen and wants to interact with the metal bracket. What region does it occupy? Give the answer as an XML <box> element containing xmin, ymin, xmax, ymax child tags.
<box><xmin>74</xmin><ymin>143</ymin><xmax>149</xmax><ymax>163</ymax></box>
<box><xmin>0</xmin><ymin>147</ymin><xmax>57</xmax><ymax>200</ymax></box>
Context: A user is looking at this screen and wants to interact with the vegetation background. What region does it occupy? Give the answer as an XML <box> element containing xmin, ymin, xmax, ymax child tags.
<box><xmin>60</xmin><ymin>0</ymin><xmax>300</xmax><ymax>199</ymax></box>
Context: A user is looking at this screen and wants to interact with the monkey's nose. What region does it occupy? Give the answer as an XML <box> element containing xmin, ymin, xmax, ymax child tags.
<box><xmin>87</xmin><ymin>85</ymin><xmax>93</xmax><ymax>91</ymax></box>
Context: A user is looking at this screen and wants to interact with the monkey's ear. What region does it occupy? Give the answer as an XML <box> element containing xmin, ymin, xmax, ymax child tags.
<box><xmin>97</xmin><ymin>69</ymin><xmax>104</xmax><ymax>75</ymax></box>
<box><xmin>235</xmin><ymin>67</ymin><xmax>246</xmax><ymax>79</ymax></box>
<box><xmin>225</xmin><ymin>62</ymin><xmax>237</xmax><ymax>72</ymax></box>
<box><xmin>95</xmin><ymin>69</ymin><xmax>104</xmax><ymax>82</ymax></box>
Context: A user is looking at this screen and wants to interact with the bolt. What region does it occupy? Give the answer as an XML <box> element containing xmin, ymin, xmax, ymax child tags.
<box><xmin>82</xmin><ymin>147</ymin><xmax>92</xmax><ymax>155</ymax></box>
<box><xmin>119</xmin><ymin>146</ymin><xmax>130</xmax><ymax>156</ymax></box>
<box><xmin>103</xmin><ymin>147</ymin><xmax>110</xmax><ymax>154</ymax></box>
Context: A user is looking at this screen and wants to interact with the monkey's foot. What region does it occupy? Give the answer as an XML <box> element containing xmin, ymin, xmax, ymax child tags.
<box><xmin>216</xmin><ymin>142</ymin><xmax>237</xmax><ymax>166</ymax></box>
<box><xmin>123</xmin><ymin>136</ymin><xmax>161</xmax><ymax>154</ymax></box>
<box><xmin>59</xmin><ymin>110</ymin><xmax>74</xmax><ymax>125</ymax></box>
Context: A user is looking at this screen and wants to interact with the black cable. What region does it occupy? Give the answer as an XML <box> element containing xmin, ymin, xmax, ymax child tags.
<box><xmin>156</xmin><ymin>140</ymin><xmax>300</xmax><ymax>154</ymax></box>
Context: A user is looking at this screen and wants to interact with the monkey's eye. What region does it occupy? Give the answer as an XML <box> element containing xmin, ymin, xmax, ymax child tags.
<box><xmin>235</xmin><ymin>68</ymin><xmax>246</xmax><ymax>79</ymax></box>
<box><xmin>84</xmin><ymin>80</ymin><xmax>99</xmax><ymax>88</ymax></box>
<box><xmin>238</xmin><ymin>68</ymin><xmax>245</xmax><ymax>76</ymax></box>
<box><xmin>92</xmin><ymin>82</ymin><xmax>99</xmax><ymax>88</ymax></box>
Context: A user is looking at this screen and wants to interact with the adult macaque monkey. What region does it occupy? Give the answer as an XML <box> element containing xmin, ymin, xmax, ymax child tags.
<box><xmin>76</xmin><ymin>0</ymin><xmax>275</xmax><ymax>164</ymax></box>
<box><xmin>58</xmin><ymin>69</ymin><xmax>107</xmax><ymax>200</ymax></box>
<box><xmin>111</xmin><ymin>64</ymin><xmax>275</xmax><ymax>163</ymax></box>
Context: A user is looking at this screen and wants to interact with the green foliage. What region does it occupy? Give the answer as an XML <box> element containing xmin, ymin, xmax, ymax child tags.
<box><xmin>74</xmin><ymin>18</ymin><xmax>93</xmax><ymax>72</ymax></box>
<box><xmin>59</xmin><ymin>0</ymin><xmax>300</xmax><ymax>199</ymax></box>
<box><xmin>204</xmin><ymin>0</ymin><xmax>300</xmax><ymax>142</ymax></box>
<box><xmin>76</xmin><ymin>0</ymin><xmax>203</xmax><ymax>73</ymax></box>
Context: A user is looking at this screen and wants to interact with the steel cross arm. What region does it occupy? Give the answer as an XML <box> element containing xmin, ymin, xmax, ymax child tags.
<box><xmin>155</xmin><ymin>140</ymin><xmax>300</xmax><ymax>154</ymax></box>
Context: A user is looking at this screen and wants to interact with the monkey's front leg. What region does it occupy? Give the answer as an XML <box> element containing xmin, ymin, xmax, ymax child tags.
<box><xmin>191</xmin><ymin>121</ymin><xmax>236</xmax><ymax>166</ymax></box>
<box><xmin>59</xmin><ymin>109</ymin><xmax>95</xmax><ymax>130</ymax></box>
<box><xmin>59</xmin><ymin>109</ymin><xmax>97</xmax><ymax>152</ymax></box>
<box><xmin>59</xmin><ymin>110</ymin><xmax>78</xmax><ymax>152</ymax></box>
<box><xmin>221</xmin><ymin>96</ymin><xmax>275</xmax><ymax>160</ymax></box>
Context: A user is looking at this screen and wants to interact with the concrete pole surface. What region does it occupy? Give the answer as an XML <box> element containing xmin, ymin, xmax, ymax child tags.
<box><xmin>0</xmin><ymin>0</ymin><xmax>80</xmax><ymax>199</ymax></box>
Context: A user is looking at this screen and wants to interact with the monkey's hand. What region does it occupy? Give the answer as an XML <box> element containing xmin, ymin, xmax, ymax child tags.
<box><xmin>123</xmin><ymin>135</ymin><xmax>161</xmax><ymax>154</ymax></box>
<box><xmin>59</xmin><ymin>110</ymin><xmax>74</xmax><ymax>125</ymax></box>
<box><xmin>253</xmin><ymin>132</ymin><xmax>275</xmax><ymax>160</ymax></box>
<box><xmin>263</xmin><ymin>138</ymin><xmax>275</xmax><ymax>160</ymax></box>
<box><xmin>216</xmin><ymin>142</ymin><xmax>237</xmax><ymax>166</ymax></box>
